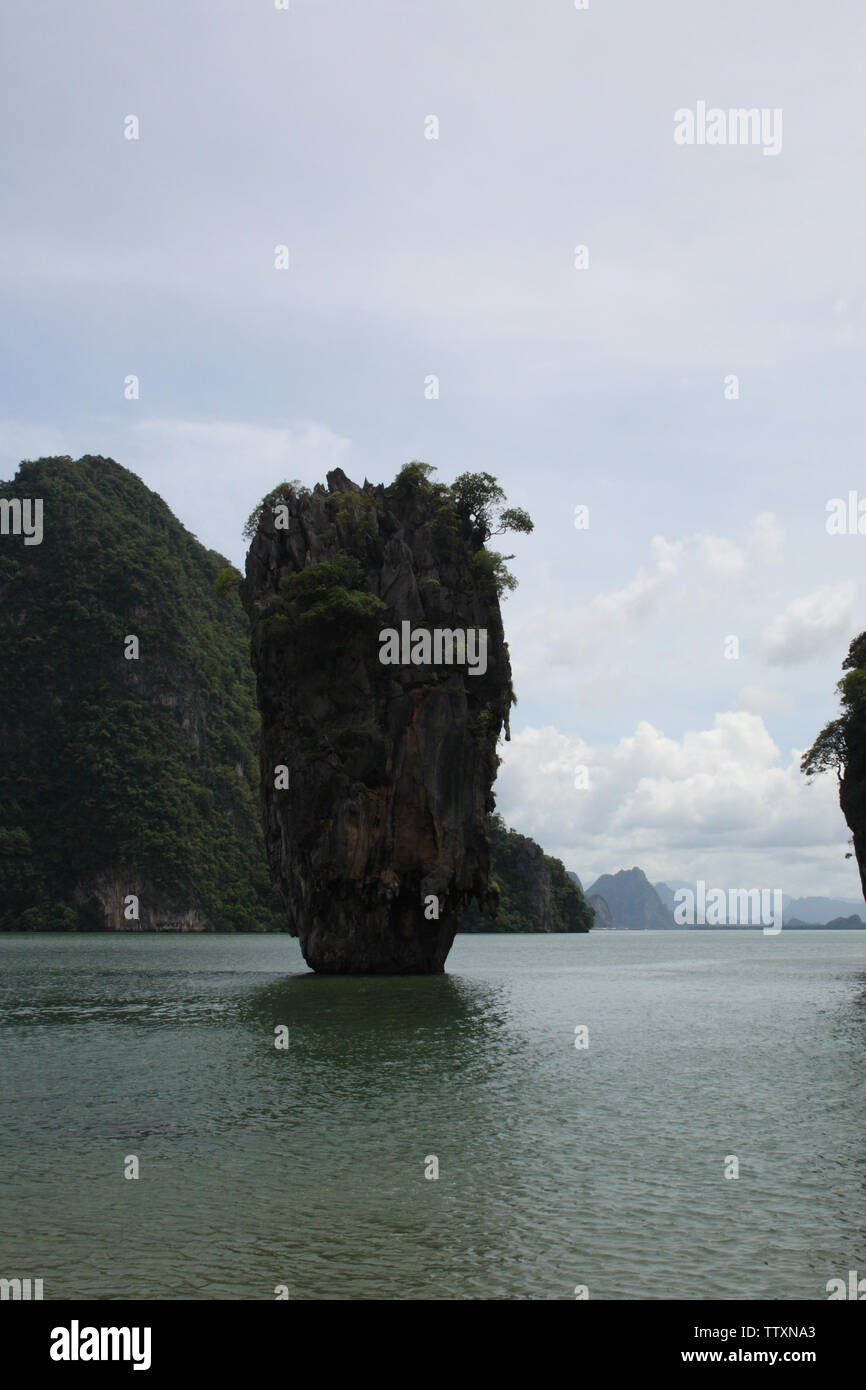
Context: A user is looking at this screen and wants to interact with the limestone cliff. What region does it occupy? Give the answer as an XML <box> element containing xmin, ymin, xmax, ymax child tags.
<box><xmin>586</xmin><ymin>867</ymin><xmax>674</xmax><ymax>930</ymax></box>
<box><xmin>242</xmin><ymin>465</ymin><xmax>517</xmax><ymax>972</ymax></box>
<box><xmin>586</xmin><ymin>893</ymin><xmax>614</xmax><ymax>929</ymax></box>
<box><xmin>459</xmin><ymin>814</ymin><xmax>593</xmax><ymax>932</ymax></box>
<box><xmin>0</xmin><ymin>455</ymin><xmax>281</xmax><ymax>932</ymax></box>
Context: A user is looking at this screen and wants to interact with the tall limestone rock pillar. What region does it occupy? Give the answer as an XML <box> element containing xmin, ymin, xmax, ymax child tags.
<box><xmin>242</xmin><ymin>467</ymin><xmax>513</xmax><ymax>973</ymax></box>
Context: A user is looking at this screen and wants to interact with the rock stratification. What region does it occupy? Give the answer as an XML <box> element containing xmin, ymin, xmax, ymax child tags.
<box><xmin>242</xmin><ymin>467</ymin><xmax>515</xmax><ymax>972</ymax></box>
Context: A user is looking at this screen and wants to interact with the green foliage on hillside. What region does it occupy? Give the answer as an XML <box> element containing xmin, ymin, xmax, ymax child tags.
<box><xmin>0</xmin><ymin>455</ymin><xmax>282</xmax><ymax>931</ymax></box>
<box><xmin>802</xmin><ymin>631</ymin><xmax>866</xmax><ymax>876</ymax></box>
<box><xmin>459</xmin><ymin>813</ymin><xmax>594</xmax><ymax>933</ymax></box>
<box><xmin>801</xmin><ymin>631</ymin><xmax>866</xmax><ymax>783</ymax></box>
<box><xmin>391</xmin><ymin>461</ymin><xmax>533</xmax><ymax>599</ymax></box>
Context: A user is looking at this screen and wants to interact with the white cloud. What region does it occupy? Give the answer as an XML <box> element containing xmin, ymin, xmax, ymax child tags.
<box><xmin>696</xmin><ymin>512</ymin><xmax>783</xmax><ymax>582</ymax></box>
<box><xmin>759</xmin><ymin>582</ymin><xmax>856</xmax><ymax>666</ymax></box>
<box><xmin>515</xmin><ymin>512</ymin><xmax>785</xmax><ymax>687</ymax></box>
<box><xmin>747</xmin><ymin>511</ymin><xmax>784</xmax><ymax>563</ymax></box>
<box><xmin>522</xmin><ymin>534</ymin><xmax>683</xmax><ymax>664</ymax></box>
<box><xmin>735</xmin><ymin>685</ymin><xmax>794</xmax><ymax>716</ymax></box>
<box><xmin>577</xmin><ymin>668</ymin><xmax>636</xmax><ymax>709</ymax></box>
<box><xmin>697</xmin><ymin>533</ymin><xmax>748</xmax><ymax>582</ymax></box>
<box><xmin>493</xmin><ymin>715</ymin><xmax>858</xmax><ymax>897</ymax></box>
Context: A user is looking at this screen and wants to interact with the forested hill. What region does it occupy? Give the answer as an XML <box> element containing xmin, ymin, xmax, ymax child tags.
<box><xmin>0</xmin><ymin>454</ymin><xmax>281</xmax><ymax>931</ymax></box>
<box><xmin>459</xmin><ymin>814</ymin><xmax>594</xmax><ymax>933</ymax></box>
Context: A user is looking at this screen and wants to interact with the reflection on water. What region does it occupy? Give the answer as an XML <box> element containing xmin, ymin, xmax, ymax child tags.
<box><xmin>1</xmin><ymin>931</ymin><xmax>866</xmax><ymax>1299</ymax></box>
<box><xmin>236</xmin><ymin>971</ymin><xmax>532</xmax><ymax>1180</ymax></box>
<box><xmin>242</xmin><ymin>971</ymin><xmax>510</xmax><ymax>1068</ymax></box>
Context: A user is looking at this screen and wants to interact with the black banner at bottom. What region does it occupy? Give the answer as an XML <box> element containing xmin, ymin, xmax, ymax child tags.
<box><xmin>1</xmin><ymin>1299</ymin><xmax>860</xmax><ymax>1375</ymax></box>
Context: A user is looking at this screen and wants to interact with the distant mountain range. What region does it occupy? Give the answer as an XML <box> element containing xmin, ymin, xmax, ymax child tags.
<box><xmin>656</xmin><ymin>883</ymin><xmax>865</xmax><ymax>925</ymax></box>
<box><xmin>780</xmin><ymin>895</ymin><xmax>865</xmax><ymax>923</ymax></box>
<box><xmin>784</xmin><ymin>914</ymin><xmax>863</xmax><ymax>929</ymax></box>
<box><xmin>564</xmin><ymin>869</ymin><xmax>865</xmax><ymax>929</ymax></box>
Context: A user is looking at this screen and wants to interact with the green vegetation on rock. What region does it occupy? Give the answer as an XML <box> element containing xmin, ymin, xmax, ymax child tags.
<box><xmin>802</xmin><ymin>630</ymin><xmax>866</xmax><ymax>897</ymax></box>
<box><xmin>0</xmin><ymin>455</ymin><xmax>282</xmax><ymax>931</ymax></box>
<box><xmin>459</xmin><ymin>814</ymin><xmax>594</xmax><ymax>933</ymax></box>
<box><xmin>390</xmin><ymin>461</ymin><xmax>533</xmax><ymax>599</ymax></box>
<box><xmin>261</xmin><ymin>555</ymin><xmax>388</xmax><ymax>661</ymax></box>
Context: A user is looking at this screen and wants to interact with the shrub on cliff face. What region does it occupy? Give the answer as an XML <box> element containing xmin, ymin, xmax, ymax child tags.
<box><xmin>242</xmin><ymin>481</ymin><xmax>310</xmax><ymax>540</ymax></box>
<box><xmin>801</xmin><ymin>630</ymin><xmax>866</xmax><ymax>895</ymax></box>
<box><xmin>263</xmin><ymin>556</ymin><xmax>388</xmax><ymax>659</ymax></box>
<box><xmin>450</xmin><ymin>470</ymin><xmax>533</xmax><ymax>545</ymax></box>
<box><xmin>391</xmin><ymin>462</ymin><xmax>533</xmax><ymax>600</ymax></box>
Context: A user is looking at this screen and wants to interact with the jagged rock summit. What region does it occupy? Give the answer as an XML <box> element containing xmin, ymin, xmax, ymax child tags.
<box><xmin>586</xmin><ymin>866</ymin><xmax>674</xmax><ymax>930</ymax></box>
<box><xmin>242</xmin><ymin>465</ymin><xmax>516</xmax><ymax>973</ymax></box>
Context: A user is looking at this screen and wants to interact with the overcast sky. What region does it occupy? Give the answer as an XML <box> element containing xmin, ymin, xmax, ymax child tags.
<box><xmin>3</xmin><ymin>0</ymin><xmax>866</xmax><ymax>898</ymax></box>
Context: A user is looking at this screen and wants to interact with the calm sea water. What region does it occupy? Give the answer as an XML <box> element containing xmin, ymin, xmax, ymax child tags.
<box><xmin>1</xmin><ymin>930</ymin><xmax>865</xmax><ymax>1301</ymax></box>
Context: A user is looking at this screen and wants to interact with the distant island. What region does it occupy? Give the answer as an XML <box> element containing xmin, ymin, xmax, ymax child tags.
<box><xmin>587</xmin><ymin>867</ymin><xmax>674</xmax><ymax>930</ymax></box>
<box><xmin>778</xmin><ymin>914</ymin><xmax>863</xmax><ymax>930</ymax></box>
<box><xmin>570</xmin><ymin>867</ymin><xmax>863</xmax><ymax>929</ymax></box>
